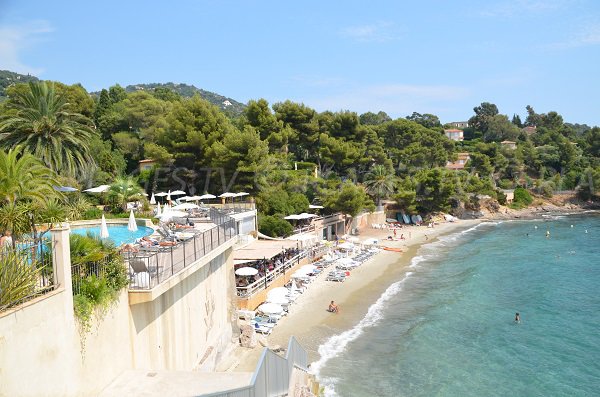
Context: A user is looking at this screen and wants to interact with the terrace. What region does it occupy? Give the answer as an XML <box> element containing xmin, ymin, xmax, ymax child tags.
<box><xmin>234</xmin><ymin>240</ymin><xmax>328</xmax><ymax>310</ymax></box>
<box><xmin>120</xmin><ymin>208</ymin><xmax>239</xmax><ymax>300</ymax></box>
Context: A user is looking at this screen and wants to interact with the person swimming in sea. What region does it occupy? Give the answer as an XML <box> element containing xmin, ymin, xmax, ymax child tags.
<box><xmin>546</xmin><ymin>230</ymin><xmax>550</xmax><ymax>238</ymax></box>
<box><xmin>515</xmin><ymin>312</ymin><xmax>521</xmax><ymax>323</ymax></box>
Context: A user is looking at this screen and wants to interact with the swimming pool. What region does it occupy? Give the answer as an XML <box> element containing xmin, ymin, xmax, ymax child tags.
<box><xmin>72</xmin><ymin>224</ymin><xmax>153</xmax><ymax>246</ymax></box>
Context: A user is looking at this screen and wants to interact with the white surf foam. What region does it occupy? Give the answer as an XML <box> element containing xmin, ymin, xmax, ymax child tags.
<box><xmin>312</xmin><ymin>222</ymin><xmax>498</xmax><ymax>395</ymax></box>
<box><xmin>311</xmin><ymin>270</ymin><xmax>414</xmax><ymax>396</ymax></box>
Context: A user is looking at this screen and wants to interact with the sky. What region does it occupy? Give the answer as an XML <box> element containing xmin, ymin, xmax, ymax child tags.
<box><xmin>1</xmin><ymin>0</ymin><xmax>599</xmax><ymax>126</ymax></box>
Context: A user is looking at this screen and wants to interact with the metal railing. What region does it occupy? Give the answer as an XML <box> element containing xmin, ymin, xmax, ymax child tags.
<box><xmin>123</xmin><ymin>219</ymin><xmax>237</xmax><ymax>290</ymax></box>
<box><xmin>235</xmin><ymin>246</ymin><xmax>328</xmax><ymax>299</ymax></box>
<box><xmin>0</xmin><ymin>241</ymin><xmax>55</xmax><ymax>312</ymax></box>
<box><xmin>203</xmin><ymin>336</ymin><xmax>309</xmax><ymax>397</ymax></box>
<box><xmin>71</xmin><ymin>254</ymin><xmax>115</xmax><ymax>295</ymax></box>
<box><xmin>236</xmin><ymin>251</ymin><xmax>305</xmax><ymax>298</ymax></box>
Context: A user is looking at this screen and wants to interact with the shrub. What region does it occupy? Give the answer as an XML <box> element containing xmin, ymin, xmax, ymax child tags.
<box><xmin>83</xmin><ymin>207</ymin><xmax>103</xmax><ymax>220</ymax></box>
<box><xmin>258</xmin><ymin>214</ymin><xmax>293</xmax><ymax>237</ymax></box>
<box><xmin>510</xmin><ymin>187</ymin><xmax>533</xmax><ymax>209</ymax></box>
<box><xmin>0</xmin><ymin>251</ymin><xmax>40</xmax><ymax>310</ymax></box>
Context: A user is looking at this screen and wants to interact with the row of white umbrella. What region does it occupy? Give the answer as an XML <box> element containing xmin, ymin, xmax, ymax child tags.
<box><xmin>284</xmin><ymin>213</ymin><xmax>319</xmax><ymax>220</ymax></box>
<box><xmin>98</xmin><ymin>209</ymin><xmax>139</xmax><ymax>240</ymax></box>
<box><xmin>258</xmin><ymin>282</ymin><xmax>303</xmax><ymax>314</ymax></box>
<box><xmin>149</xmin><ymin>191</ymin><xmax>249</xmax><ymax>205</ymax></box>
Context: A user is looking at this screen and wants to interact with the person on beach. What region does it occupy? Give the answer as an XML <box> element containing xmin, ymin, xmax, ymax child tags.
<box><xmin>393</xmin><ymin>229</ymin><xmax>397</xmax><ymax>238</ymax></box>
<box><xmin>328</xmin><ymin>301</ymin><xmax>339</xmax><ymax>313</ymax></box>
<box><xmin>515</xmin><ymin>313</ymin><xmax>521</xmax><ymax>323</ymax></box>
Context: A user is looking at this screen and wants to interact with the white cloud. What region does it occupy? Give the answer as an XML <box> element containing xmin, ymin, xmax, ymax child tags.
<box><xmin>0</xmin><ymin>21</ymin><xmax>53</xmax><ymax>75</ymax></box>
<box><xmin>545</xmin><ymin>22</ymin><xmax>600</xmax><ymax>49</ymax></box>
<box><xmin>339</xmin><ymin>21</ymin><xmax>401</xmax><ymax>42</ymax></box>
<box><xmin>300</xmin><ymin>83</ymin><xmax>470</xmax><ymax>117</ymax></box>
<box><xmin>479</xmin><ymin>0</ymin><xmax>573</xmax><ymax>17</ymax></box>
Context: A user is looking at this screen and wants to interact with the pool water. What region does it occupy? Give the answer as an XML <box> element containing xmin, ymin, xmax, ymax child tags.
<box><xmin>72</xmin><ymin>224</ymin><xmax>153</xmax><ymax>246</ymax></box>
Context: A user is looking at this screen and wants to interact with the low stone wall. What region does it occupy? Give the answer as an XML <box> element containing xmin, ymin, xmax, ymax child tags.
<box><xmin>351</xmin><ymin>211</ymin><xmax>386</xmax><ymax>232</ymax></box>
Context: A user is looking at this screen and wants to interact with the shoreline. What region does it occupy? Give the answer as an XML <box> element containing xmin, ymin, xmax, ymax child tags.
<box><xmin>230</xmin><ymin>218</ymin><xmax>481</xmax><ymax>372</ymax></box>
<box><xmin>228</xmin><ymin>205</ymin><xmax>597</xmax><ymax>374</ymax></box>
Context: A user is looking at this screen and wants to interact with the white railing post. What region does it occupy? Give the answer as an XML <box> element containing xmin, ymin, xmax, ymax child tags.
<box><xmin>51</xmin><ymin>223</ymin><xmax>72</xmax><ymax>294</ymax></box>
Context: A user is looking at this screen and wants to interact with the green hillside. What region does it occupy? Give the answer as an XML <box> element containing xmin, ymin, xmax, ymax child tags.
<box><xmin>124</xmin><ymin>82</ymin><xmax>246</xmax><ymax>116</ymax></box>
<box><xmin>0</xmin><ymin>70</ymin><xmax>39</xmax><ymax>99</ymax></box>
<box><xmin>0</xmin><ymin>70</ymin><xmax>245</xmax><ymax>117</ymax></box>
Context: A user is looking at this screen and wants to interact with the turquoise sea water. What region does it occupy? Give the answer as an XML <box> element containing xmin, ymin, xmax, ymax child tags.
<box><xmin>72</xmin><ymin>224</ymin><xmax>153</xmax><ymax>246</ymax></box>
<box><xmin>313</xmin><ymin>214</ymin><xmax>600</xmax><ymax>396</ymax></box>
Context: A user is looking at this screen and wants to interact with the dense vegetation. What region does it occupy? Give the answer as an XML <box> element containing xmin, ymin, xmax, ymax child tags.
<box><xmin>0</xmin><ymin>73</ymin><xmax>599</xmax><ymax>239</ymax></box>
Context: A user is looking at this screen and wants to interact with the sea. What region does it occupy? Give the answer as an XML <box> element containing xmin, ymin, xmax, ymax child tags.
<box><xmin>312</xmin><ymin>214</ymin><xmax>600</xmax><ymax>397</ymax></box>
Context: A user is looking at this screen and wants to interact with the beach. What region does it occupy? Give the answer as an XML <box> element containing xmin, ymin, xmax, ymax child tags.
<box><xmin>229</xmin><ymin>219</ymin><xmax>481</xmax><ymax>372</ymax></box>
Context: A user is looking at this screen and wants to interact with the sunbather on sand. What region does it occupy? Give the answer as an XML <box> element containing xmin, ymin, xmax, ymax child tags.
<box><xmin>328</xmin><ymin>300</ymin><xmax>339</xmax><ymax>313</ymax></box>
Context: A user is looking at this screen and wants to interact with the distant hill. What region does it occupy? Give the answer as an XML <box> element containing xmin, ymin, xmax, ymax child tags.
<box><xmin>0</xmin><ymin>70</ymin><xmax>246</xmax><ymax>117</ymax></box>
<box><xmin>124</xmin><ymin>82</ymin><xmax>246</xmax><ymax>116</ymax></box>
<box><xmin>0</xmin><ymin>70</ymin><xmax>39</xmax><ymax>99</ymax></box>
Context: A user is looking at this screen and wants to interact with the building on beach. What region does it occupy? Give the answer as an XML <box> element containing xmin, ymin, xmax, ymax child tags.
<box><xmin>501</xmin><ymin>140</ymin><xmax>517</xmax><ymax>149</ymax></box>
<box><xmin>502</xmin><ymin>189</ymin><xmax>515</xmax><ymax>204</ymax></box>
<box><xmin>138</xmin><ymin>158</ymin><xmax>157</xmax><ymax>171</ymax></box>
<box><xmin>445</xmin><ymin>129</ymin><xmax>464</xmax><ymax>141</ymax></box>
<box><xmin>448</xmin><ymin>121</ymin><xmax>469</xmax><ymax>129</ymax></box>
<box><xmin>446</xmin><ymin>152</ymin><xmax>471</xmax><ymax>170</ymax></box>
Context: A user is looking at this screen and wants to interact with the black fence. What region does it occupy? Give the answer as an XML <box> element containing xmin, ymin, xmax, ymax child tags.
<box><xmin>71</xmin><ymin>254</ymin><xmax>115</xmax><ymax>295</ymax></box>
<box><xmin>0</xmin><ymin>241</ymin><xmax>55</xmax><ymax>312</ymax></box>
<box><xmin>123</xmin><ymin>219</ymin><xmax>237</xmax><ymax>290</ymax></box>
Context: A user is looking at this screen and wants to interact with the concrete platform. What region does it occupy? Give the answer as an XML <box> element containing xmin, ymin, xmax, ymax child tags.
<box><xmin>99</xmin><ymin>369</ymin><xmax>253</xmax><ymax>396</ymax></box>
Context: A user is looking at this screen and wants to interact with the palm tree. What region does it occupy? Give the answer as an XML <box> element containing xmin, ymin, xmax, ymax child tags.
<box><xmin>0</xmin><ymin>81</ymin><xmax>97</xmax><ymax>177</ymax></box>
<box><xmin>363</xmin><ymin>165</ymin><xmax>396</xmax><ymax>207</ymax></box>
<box><xmin>108</xmin><ymin>176</ymin><xmax>145</xmax><ymax>211</ymax></box>
<box><xmin>0</xmin><ymin>147</ymin><xmax>59</xmax><ymax>206</ymax></box>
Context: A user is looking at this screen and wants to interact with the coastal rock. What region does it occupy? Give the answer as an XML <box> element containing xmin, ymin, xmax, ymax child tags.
<box><xmin>239</xmin><ymin>324</ymin><xmax>257</xmax><ymax>348</ymax></box>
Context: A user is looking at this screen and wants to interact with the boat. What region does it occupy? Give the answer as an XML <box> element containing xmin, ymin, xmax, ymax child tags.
<box><xmin>402</xmin><ymin>213</ymin><xmax>411</xmax><ymax>224</ymax></box>
<box><xmin>383</xmin><ymin>247</ymin><xmax>403</xmax><ymax>252</ymax></box>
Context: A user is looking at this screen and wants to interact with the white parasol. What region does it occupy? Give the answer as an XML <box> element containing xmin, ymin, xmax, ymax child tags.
<box><xmin>156</xmin><ymin>203</ymin><xmax>162</xmax><ymax>217</ymax></box>
<box><xmin>83</xmin><ymin>185</ymin><xmax>110</xmax><ymax>193</ymax></box>
<box><xmin>170</xmin><ymin>190</ymin><xmax>186</xmax><ymax>195</ymax></box>
<box><xmin>199</xmin><ymin>194</ymin><xmax>216</xmax><ymax>200</ymax></box>
<box><xmin>267</xmin><ymin>287</ymin><xmax>290</xmax><ymax>298</ymax></box>
<box><xmin>235</xmin><ymin>267</ymin><xmax>259</xmax><ymax>276</ymax></box>
<box><xmin>100</xmin><ymin>214</ymin><xmax>109</xmax><ymax>239</ymax></box>
<box><xmin>265</xmin><ymin>295</ymin><xmax>289</xmax><ymax>305</ymax></box>
<box><xmin>150</xmin><ymin>193</ymin><xmax>156</xmax><ymax>205</ymax></box>
<box><xmin>172</xmin><ymin>203</ymin><xmax>199</xmax><ymax>210</ymax></box>
<box><xmin>158</xmin><ymin>210</ymin><xmax>188</xmax><ymax>220</ymax></box>
<box><xmin>257</xmin><ymin>303</ymin><xmax>284</xmax><ymax>315</ymax></box>
<box><xmin>127</xmin><ymin>210</ymin><xmax>138</xmax><ymax>232</ymax></box>
<box><xmin>284</xmin><ymin>214</ymin><xmax>302</xmax><ymax>220</ymax></box>
<box><xmin>154</xmin><ymin>192</ymin><xmax>168</xmax><ymax>197</ymax></box>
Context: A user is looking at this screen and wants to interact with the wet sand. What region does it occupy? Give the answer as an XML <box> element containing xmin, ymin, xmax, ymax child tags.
<box><xmin>230</xmin><ymin>219</ymin><xmax>480</xmax><ymax>371</ymax></box>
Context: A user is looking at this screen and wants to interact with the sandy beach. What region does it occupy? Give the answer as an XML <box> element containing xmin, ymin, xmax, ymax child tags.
<box><xmin>229</xmin><ymin>219</ymin><xmax>481</xmax><ymax>372</ymax></box>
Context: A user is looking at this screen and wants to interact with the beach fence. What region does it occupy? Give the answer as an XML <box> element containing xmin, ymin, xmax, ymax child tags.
<box><xmin>203</xmin><ymin>336</ymin><xmax>309</xmax><ymax>397</ymax></box>
<box><xmin>0</xmin><ymin>240</ymin><xmax>55</xmax><ymax>312</ymax></box>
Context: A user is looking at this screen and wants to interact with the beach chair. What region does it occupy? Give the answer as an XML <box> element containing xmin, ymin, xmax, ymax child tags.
<box><xmin>128</xmin><ymin>257</ymin><xmax>157</xmax><ymax>288</ymax></box>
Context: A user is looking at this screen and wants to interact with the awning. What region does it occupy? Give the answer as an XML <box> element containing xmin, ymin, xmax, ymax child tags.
<box><xmin>233</xmin><ymin>240</ymin><xmax>297</xmax><ymax>260</ymax></box>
